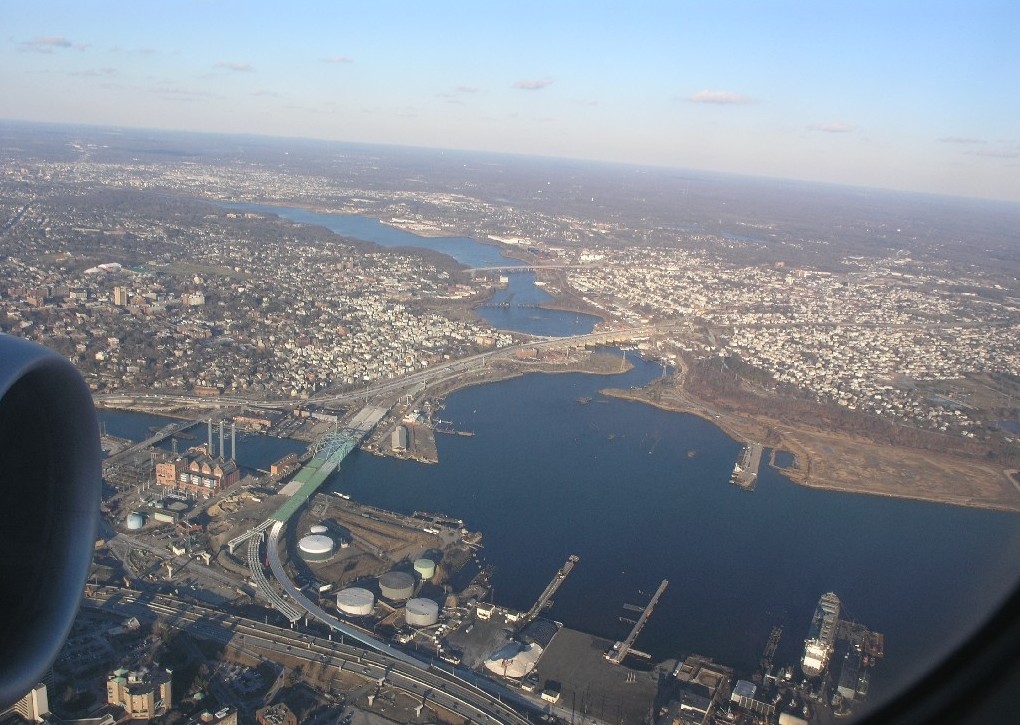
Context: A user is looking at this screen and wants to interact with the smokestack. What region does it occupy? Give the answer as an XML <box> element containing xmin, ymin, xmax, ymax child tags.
<box><xmin>207</xmin><ymin>419</ymin><xmax>213</xmax><ymax>456</ymax></box>
<box><xmin>219</xmin><ymin>420</ymin><xmax>225</xmax><ymax>461</ymax></box>
<box><xmin>231</xmin><ymin>422</ymin><xmax>236</xmax><ymax>462</ymax></box>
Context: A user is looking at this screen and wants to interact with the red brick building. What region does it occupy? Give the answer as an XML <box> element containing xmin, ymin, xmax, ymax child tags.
<box><xmin>156</xmin><ymin>451</ymin><xmax>240</xmax><ymax>498</ymax></box>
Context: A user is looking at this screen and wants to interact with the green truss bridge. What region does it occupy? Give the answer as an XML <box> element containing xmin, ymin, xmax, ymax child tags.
<box><xmin>226</xmin><ymin>404</ymin><xmax>387</xmax><ymax>554</ymax></box>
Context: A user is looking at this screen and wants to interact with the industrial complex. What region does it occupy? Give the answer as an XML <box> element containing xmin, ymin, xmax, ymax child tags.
<box><xmin>57</xmin><ymin>358</ymin><xmax>888</xmax><ymax>725</ymax></box>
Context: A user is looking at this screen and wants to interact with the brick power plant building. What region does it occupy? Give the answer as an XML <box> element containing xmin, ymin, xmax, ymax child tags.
<box><xmin>156</xmin><ymin>420</ymin><xmax>240</xmax><ymax>498</ymax></box>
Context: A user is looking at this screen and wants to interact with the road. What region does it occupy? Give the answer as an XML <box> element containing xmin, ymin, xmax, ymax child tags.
<box><xmin>84</xmin><ymin>586</ymin><xmax>537</xmax><ymax>725</ymax></box>
<box><xmin>106</xmin><ymin>529</ymin><xmax>254</xmax><ymax>598</ymax></box>
<box><xmin>94</xmin><ymin>324</ymin><xmax>659</xmax><ymax>412</ymax></box>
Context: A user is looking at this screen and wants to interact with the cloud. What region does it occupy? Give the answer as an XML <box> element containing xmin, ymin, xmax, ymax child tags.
<box><xmin>938</xmin><ymin>136</ymin><xmax>985</xmax><ymax>144</ymax></box>
<box><xmin>439</xmin><ymin>85</ymin><xmax>482</xmax><ymax>101</ymax></box>
<box><xmin>967</xmin><ymin>148</ymin><xmax>1020</xmax><ymax>159</ymax></box>
<box><xmin>818</xmin><ymin>121</ymin><xmax>855</xmax><ymax>133</ymax></box>
<box><xmin>216</xmin><ymin>61</ymin><xmax>253</xmax><ymax>72</ymax></box>
<box><xmin>19</xmin><ymin>36</ymin><xmax>75</xmax><ymax>52</ymax></box>
<box><xmin>513</xmin><ymin>77</ymin><xmax>554</xmax><ymax>90</ymax></box>
<box><xmin>251</xmin><ymin>90</ymin><xmax>282</xmax><ymax>97</ymax></box>
<box><xmin>69</xmin><ymin>67</ymin><xmax>116</xmax><ymax>77</ymax></box>
<box><xmin>322</xmin><ymin>54</ymin><xmax>353</xmax><ymax>64</ymax></box>
<box><xmin>150</xmin><ymin>85</ymin><xmax>222</xmax><ymax>101</ymax></box>
<box><xmin>687</xmin><ymin>89</ymin><xmax>755</xmax><ymax>105</ymax></box>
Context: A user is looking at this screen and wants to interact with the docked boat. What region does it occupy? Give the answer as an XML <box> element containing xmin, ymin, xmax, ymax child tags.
<box><xmin>801</xmin><ymin>592</ymin><xmax>841</xmax><ymax>678</ymax></box>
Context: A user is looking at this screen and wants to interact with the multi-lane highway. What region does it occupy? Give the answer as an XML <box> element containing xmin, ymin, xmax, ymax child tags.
<box><xmin>84</xmin><ymin>586</ymin><xmax>536</xmax><ymax>725</ymax></box>
<box><xmin>91</xmin><ymin>327</ymin><xmax>664</xmax><ymax>722</ymax></box>
<box><xmin>94</xmin><ymin>325</ymin><xmax>656</xmax><ymax>412</ymax></box>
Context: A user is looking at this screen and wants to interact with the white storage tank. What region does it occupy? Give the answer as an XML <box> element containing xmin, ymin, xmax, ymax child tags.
<box><xmin>336</xmin><ymin>587</ymin><xmax>375</xmax><ymax>616</ymax></box>
<box><xmin>378</xmin><ymin>571</ymin><xmax>415</xmax><ymax>600</ymax></box>
<box><xmin>297</xmin><ymin>534</ymin><xmax>335</xmax><ymax>562</ymax></box>
<box><xmin>405</xmin><ymin>597</ymin><xmax>440</xmax><ymax>627</ymax></box>
<box><xmin>309</xmin><ymin>524</ymin><xmax>329</xmax><ymax>535</ymax></box>
<box><xmin>414</xmin><ymin>558</ymin><xmax>436</xmax><ymax>581</ymax></box>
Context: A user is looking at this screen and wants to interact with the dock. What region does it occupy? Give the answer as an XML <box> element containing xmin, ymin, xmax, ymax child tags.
<box><xmin>522</xmin><ymin>554</ymin><xmax>580</xmax><ymax>623</ymax></box>
<box><xmin>731</xmin><ymin>442</ymin><xmax>764</xmax><ymax>490</ymax></box>
<box><xmin>433</xmin><ymin>420</ymin><xmax>475</xmax><ymax>437</ymax></box>
<box><xmin>759</xmin><ymin>625</ymin><xmax>783</xmax><ymax>675</ymax></box>
<box><xmin>837</xmin><ymin>620</ymin><xmax>885</xmax><ymax>661</ymax></box>
<box><xmin>606</xmin><ymin>579</ymin><xmax>668</xmax><ymax>665</ymax></box>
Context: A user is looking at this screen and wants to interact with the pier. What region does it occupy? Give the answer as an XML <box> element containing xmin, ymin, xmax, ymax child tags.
<box><xmin>731</xmin><ymin>442</ymin><xmax>764</xmax><ymax>490</ymax></box>
<box><xmin>522</xmin><ymin>554</ymin><xmax>580</xmax><ymax>623</ymax></box>
<box><xmin>433</xmin><ymin>420</ymin><xmax>475</xmax><ymax>436</ymax></box>
<box><xmin>606</xmin><ymin>579</ymin><xmax>669</xmax><ymax>665</ymax></box>
<box><xmin>759</xmin><ymin>625</ymin><xmax>783</xmax><ymax>676</ymax></box>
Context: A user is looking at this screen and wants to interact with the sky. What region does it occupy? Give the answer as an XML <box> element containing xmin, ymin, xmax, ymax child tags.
<box><xmin>2</xmin><ymin>1</ymin><xmax>1019</xmax><ymax>202</ymax></box>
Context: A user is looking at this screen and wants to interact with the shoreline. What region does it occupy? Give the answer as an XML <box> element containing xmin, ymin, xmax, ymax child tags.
<box><xmin>95</xmin><ymin>354</ymin><xmax>1020</xmax><ymax>514</ymax></box>
<box><xmin>600</xmin><ymin>386</ymin><xmax>1020</xmax><ymax>514</ymax></box>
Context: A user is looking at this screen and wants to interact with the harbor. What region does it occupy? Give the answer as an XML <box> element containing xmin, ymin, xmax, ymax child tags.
<box><xmin>91</xmin><ymin>353</ymin><xmax>1020</xmax><ymax>719</ymax></box>
<box><xmin>606</xmin><ymin>579</ymin><xmax>669</xmax><ymax>665</ymax></box>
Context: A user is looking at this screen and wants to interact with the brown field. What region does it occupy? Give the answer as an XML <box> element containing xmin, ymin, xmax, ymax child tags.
<box><xmin>602</xmin><ymin>385</ymin><xmax>1020</xmax><ymax>514</ymax></box>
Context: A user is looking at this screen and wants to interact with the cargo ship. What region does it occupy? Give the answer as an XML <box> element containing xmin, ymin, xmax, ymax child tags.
<box><xmin>801</xmin><ymin>592</ymin><xmax>841</xmax><ymax>678</ymax></box>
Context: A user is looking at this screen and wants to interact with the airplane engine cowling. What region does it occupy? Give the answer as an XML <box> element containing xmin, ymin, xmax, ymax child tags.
<box><xmin>0</xmin><ymin>335</ymin><xmax>100</xmax><ymax>709</ymax></box>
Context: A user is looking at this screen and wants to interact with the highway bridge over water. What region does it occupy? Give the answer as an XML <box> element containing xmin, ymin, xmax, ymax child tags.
<box><xmin>225</xmin><ymin>403</ymin><xmax>427</xmax><ymax>670</ymax></box>
<box><xmin>94</xmin><ymin>325</ymin><xmax>674</xmax><ymax>721</ymax></box>
<box><xmin>463</xmin><ymin>263</ymin><xmax>595</xmax><ymax>275</ymax></box>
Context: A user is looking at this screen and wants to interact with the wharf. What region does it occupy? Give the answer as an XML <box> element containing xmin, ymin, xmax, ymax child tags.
<box><xmin>837</xmin><ymin>620</ymin><xmax>886</xmax><ymax>660</ymax></box>
<box><xmin>606</xmin><ymin>579</ymin><xmax>668</xmax><ymax>665</ymax></box>
<box><xmin>535</xmin><ymin>627</ymin><xmax>658</xmax><ymax>725</ymax></box>
<box><xmin>759</xmin><ymin>625</ymin><xmax>783</xmax><ymax>676</ymax></box>
<box><xmin>522</xmin><ymin>554</ymin><xmax>579</xmax><ymax>624</ymax></box>
<box><xmin>731</xmin><ymin>442</ymin><xmax>764</xmax><ymax>490</ymax></box>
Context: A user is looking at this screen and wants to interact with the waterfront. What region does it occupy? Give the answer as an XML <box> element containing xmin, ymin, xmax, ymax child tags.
<box><xmin>223</xmin><ymin>203</ymin><xmax>516</xmax><ymax>268</ymax></box>
<box><xmin>100</xmin><ymin>409</ymin><xmax>306</xmax><ymax>473</ymax></box>
<box><xmin>221</xmin><ymin>202</ymin><xmax>601</xmax><ymax>336</ymax></box>
<box><xmin>100</xmin><ymin>358</ymin><xmax>1020</xmax><ymax>708</ymax></box>
<box><xmin>478</xmin><ymin>270</ymin><xmax>600</xmax><ymax>336</ymax></box>
<box><xmin>326</xmin><ymin>358</ymin><xmax>1020</xmax><ymax>704</ymax></box>
<box><xmin>106</xmin><ymin>203</ymin><xmax>1019</xmax><ymax>711</ymax></box>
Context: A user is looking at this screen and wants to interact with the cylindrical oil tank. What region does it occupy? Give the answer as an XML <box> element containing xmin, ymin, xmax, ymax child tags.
<box><xmin>414</xmin><ymin>558</ymin><xmax>436</xmax><ymax>581</ymax></box>
<box><xmin>126</xmin><ymin>512</ymin><xmax>145</xmax><ymax>530</ymax></box>
<box><xmin>336</xmin><ymin>587</ymin><xmax>375</xmax><ymax>616</ymax></box>
<box><xmin>297</xmin><ymin>534</ymin><xmax>335</xmax><ymax>562</ymax></box>
<box><xmin>378</xmin><ymin>571</ymin><xmax>415</xmax><ymax>600</ymax></box>
<box><xmin>309</xmin><ymin>524</ymin><xmax>329</xmax><ymax>535</ymax></box>
<box><xmin>405</xmin><ymin>597</ymin><xmax>440</xmax><ymax>627</ymax></box>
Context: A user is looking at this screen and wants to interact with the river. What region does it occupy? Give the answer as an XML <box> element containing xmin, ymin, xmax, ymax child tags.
<box><xmin>119</xmin><ymin>202</ymin><xmax>1020</xmax><ymax>706</ymax></box>
<box><xmin>100</xmin><ymin>357</ymin><xmax>1020</xmax><ymax>706</ymax></box>
<box><xmin>220</xmin><ymin>202</ymin><xmax>601</xmax><ymax>336</ymax></box>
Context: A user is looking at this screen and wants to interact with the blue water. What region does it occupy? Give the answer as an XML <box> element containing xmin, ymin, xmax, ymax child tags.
<box><xmin>223</xmin><ymin>203</ymin><xmax>517</xmax><ymax>269</ymax></box>
<box><xmin>324</xmin><ymin>358</ymin><xmax>1020</xmax><ymax>703</ymax></box>
<box><xmin>477</xmin><ymin>271</ymin><xmax>601</xmax><ymax>336</ymax></box>
<box><xmin>99</xmin><ymin>360</ymin><xmax>1020</xmax><ymax>704</ymax></box>
<box><xmin>219</xmin><ymin>202</ymin><xmax>600</xmax><ymax>336</ymax></box>
<box><xmin>99</xmin><ymin>409</ymin><xmax>305</xmax><ymax>472</ymax></box>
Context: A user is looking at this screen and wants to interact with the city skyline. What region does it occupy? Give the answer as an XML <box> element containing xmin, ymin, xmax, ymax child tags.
<box><xmin>3</xmin><ymin>1</ymin><xmax>1019</xmax><ymax>203</ymax></box>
